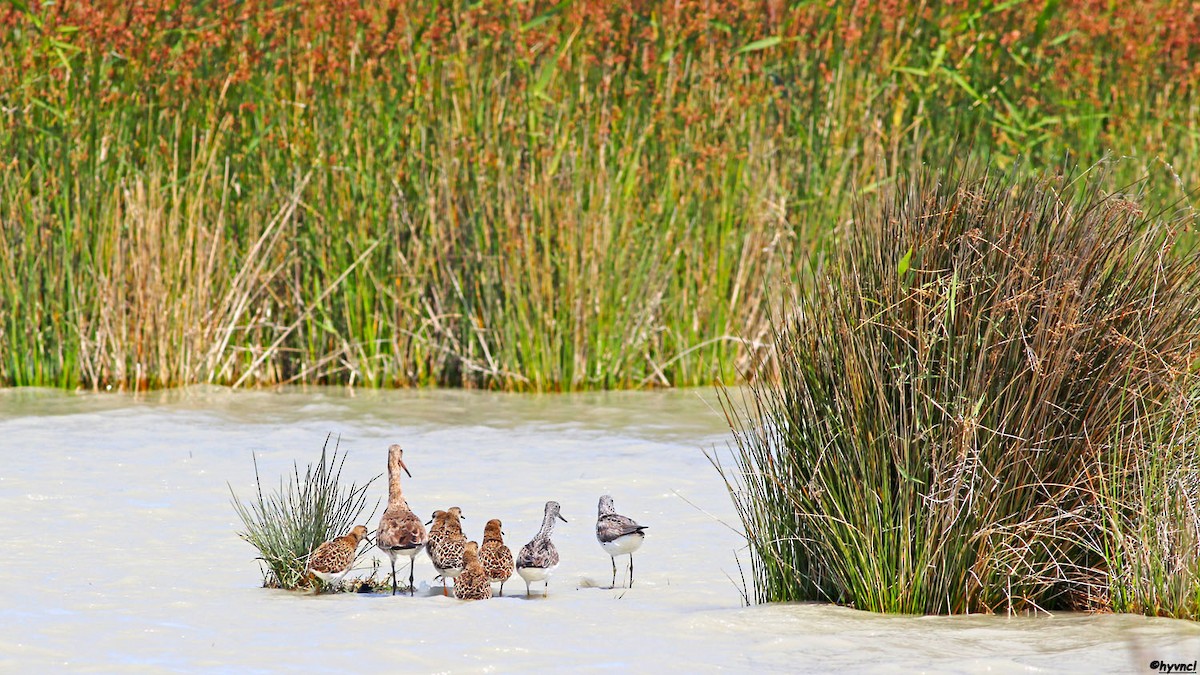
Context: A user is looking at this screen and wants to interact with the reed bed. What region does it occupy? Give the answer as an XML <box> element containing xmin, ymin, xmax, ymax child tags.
<box><xmin>717</xmin><ymin>168</ymin><xmax>1200</xmax><ymax>616</ymax></box>
<box><xmin>1</xmin><ymin>1</ymin><xmax>1197</xmax><ymax>390</ymax></box>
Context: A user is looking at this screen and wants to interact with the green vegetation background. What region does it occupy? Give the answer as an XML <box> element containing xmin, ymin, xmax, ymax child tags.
<box><xmin>2</xmin><ymin>0</ymin><xmax>1196</xmax><ymax>391</ymax></box>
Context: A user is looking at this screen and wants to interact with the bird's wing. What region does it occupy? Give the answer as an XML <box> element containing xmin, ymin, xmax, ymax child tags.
<box><xmin>597</xmin><ymin>514</ymin><xmax>647</xmax><ymax>542</ymax></box>
<box><xmin>307</xmin><ymin>537</ymin><xmax>351</xmax><ymax>573</ymax></box>
<box><xmin>431</xmin><ymin>535</ymin><xmax>466</xmax><ymax>568</ymax></box>
<box><xmin>378</xmin><ymin>509</ymin><xmax>428</xmax><ymax>549</ymax></box>
<box><xmin>517</xmin><ymin>538</ymin><xmax>558</xmax><ymax>568</ymax></box>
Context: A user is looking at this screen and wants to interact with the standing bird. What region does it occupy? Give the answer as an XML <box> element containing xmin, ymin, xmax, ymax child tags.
<box><xmin>306</xmin><ymin>525</ymin><xmax>368</xmax><ymax>591</ymax></box>
<box><xmin>516</xmin><ymin>501</ymin><xmax>568</xmax><ymax>597</ymax></box>
<box><xmin>479</xmin><ymin>519</ymin><xmax>514</xmax><ymax>596</ymax></box>
<box><xmin>427</xmin><ymin>511</ymin><xmax>446</xmax><ymax>549</ymax></box>
<box><xmin>596</xmin><ymin>495</ymin><xmax>648</xmax><ymax>588</ymax></box>
<box><xmin>426</xmin><ymin>507</ymin><xmax>466</xmax><ymax>596</ymax></box>
<box><xmin>453</xmin><ymin>541</ymin><xmax>493</xmax><ymax>601</ymax></box>
<box><xmin>376</xmin><ymin>444</ymin><xmax>427</xmax><ymax>596</ymax></box>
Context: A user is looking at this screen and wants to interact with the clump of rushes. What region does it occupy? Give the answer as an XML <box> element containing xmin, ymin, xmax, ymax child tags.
<box><xmin>717</xmin><ymin>166</ymin><xmax>1200</xmax><ymax>615</ymax></box>
<box><xmin>230</xmin><ymin>435</ymin><xmax>379</xmax><ymax>590</ymax></box>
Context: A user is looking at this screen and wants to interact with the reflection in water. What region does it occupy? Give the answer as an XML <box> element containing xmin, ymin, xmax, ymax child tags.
<box><xmin>0</xmin><ymin>387</ymin><xmax>1196</xmax><ymax>672</ymax></box>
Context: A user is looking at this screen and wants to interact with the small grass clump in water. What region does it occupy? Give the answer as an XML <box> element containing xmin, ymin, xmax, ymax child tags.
<box><xmin>230</xmin><ymin>435</ymin><xmax>379</xmax><ymax>591</ymax></box>
<box><xmin>718</xmin><ymin>166</ymin><xmax>1200</xmax><ymax>615</ymax></box>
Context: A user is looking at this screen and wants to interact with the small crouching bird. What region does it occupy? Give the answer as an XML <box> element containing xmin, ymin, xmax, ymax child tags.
<box><xmin>306</xmin><ymin>525</ymin><xmax>369</xmax><ymax>591</ymax></box>
<box><xmin>454</xmin><ymin>541</ymin><xmax>493</xmax><ymax>601</ymax></box>
<box><xmin>596</xmin><ymin>495</ymin><xmax>648</xmax><ymax>588</ymax></box>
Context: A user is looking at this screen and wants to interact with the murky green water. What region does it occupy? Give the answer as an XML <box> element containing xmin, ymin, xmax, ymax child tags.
<box><xmin>1</xmin><ymin>387</ymin><xmax>1196</xmax><ymax>672</ymax></box>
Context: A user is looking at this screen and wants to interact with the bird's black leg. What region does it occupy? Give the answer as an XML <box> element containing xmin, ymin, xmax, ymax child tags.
<box><xmin>409</xmin><ymin>558</ymin><xmax>415</xmax><ymax>597</ymax></box>
<box><xmin>630</xmin><ymin>554</ymin><xmax>634</xmax><ymax>588</ymax></box>
<box><xmin>611</xmin><ymin>557</ymin><xmax>617</xmax><ymax>588</ymax></box>
<box><xmin>391</xmin><ymin>558</ymin><xmax>398</xmax><ymax>596</ymax></box>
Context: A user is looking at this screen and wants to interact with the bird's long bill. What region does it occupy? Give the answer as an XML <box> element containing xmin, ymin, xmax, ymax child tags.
<box><xmin>558</xmin><ymin>514</ymin><xmax>568</xmax><ymax>523</ymax></box>
<box><xmin>399</xmin><ymin>459</ymin><xmax>413</xmax><ymax>478</ymax></box>
<box><xmin>424</xmin><ymin>518</ymin><xmax>433</xmax><ymax>525</ymax></box>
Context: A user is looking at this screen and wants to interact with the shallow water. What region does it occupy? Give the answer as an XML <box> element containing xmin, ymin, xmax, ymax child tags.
<box><xmin>1</xmin><ymin>387</ymin><xmax>1197</xmax><ymax>673</ymax></box>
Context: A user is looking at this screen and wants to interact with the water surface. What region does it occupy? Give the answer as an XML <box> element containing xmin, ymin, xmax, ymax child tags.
<box><xmin>1</xmin><ymin>387</ymin><xmax>1196</xmax><ymax>672</ymax></box>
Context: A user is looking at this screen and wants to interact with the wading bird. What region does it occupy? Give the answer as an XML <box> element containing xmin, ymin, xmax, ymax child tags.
<box><xmin>376</xmin><ymin>445</ymin><xmax>427</xmax><ymax>596</ymax></box>
<box><xmin>595</xmin><ymin>495</ymin><xmax>648</xmax><ymax>588</ymax></box>
<box><xmin>516</xmin><ymin>501</ymin><xmax>567</xmax><ymax>597</ymax></box>
<box><xmin>427</xmin><ymin>507</ymin><xmax>467</xmax><ymax>596</ymax></box>
<box><xmin>307</xmin><ymin>525</ymin><xmax>368</xmax><ymax>591</ymax></box>
<box><xmin>480</xmin><ymin>519</ymin><xmax>514</xmax><ymax>596</ymax></box>
<box><xmin>454</xmin><ymin>541</ymin><xmax>493</xmax><ymax>601</ymax></box>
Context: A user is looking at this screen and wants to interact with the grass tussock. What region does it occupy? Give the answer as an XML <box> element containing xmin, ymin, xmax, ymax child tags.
<box><xmin>718</xmin><ymin>167</ymin><xmax>1200</xmax><ymax>615</ymax></box>
<box><xmin>1</xmin><ymin>1</ymin><xmax>1197</xmax><ymax>390</ymax></box>
<box><xmin>230</xmin><ymin>435</ymin><xmax>379</xmax><ymax>591</ymax></box>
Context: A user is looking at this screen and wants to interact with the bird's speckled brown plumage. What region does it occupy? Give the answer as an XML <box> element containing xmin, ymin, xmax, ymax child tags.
<box><xmin>454</xmin><ymin>541</ymin><xmax>493</xmax><ymax>601</ymax></box>
<box><xmin>427</xmin><ymin>506</ymin><xmax>463</xmax><ymax>551</ymax></box>
<box><xmin>376</xmin><ymin>445</ymin><xmax>426</xmax><ymax>595</ymax></box>
<box><xmin>479</xmin><ymin>518</ymin><xmax>514</xmax><ymax>596</ymax></box>
<box><xmin>307</xmin><ymin>525</ymin><xmax>368</xmax><ymax>590</ymax></box>
<box><xmin>427</xmin><ymin>507</ymin><xmax>466</xmax><ymax>596</ymax></box>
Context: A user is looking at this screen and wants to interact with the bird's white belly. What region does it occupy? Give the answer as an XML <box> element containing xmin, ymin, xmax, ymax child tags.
<box><xmin>382</xmin><ymin>545</ymin><xmax>423</xmax><ymax>561</ymax></box>
<box><xmin>517</xmin><ymin>564</ymin><xmax>556</xmax><ymax>582</ymax></box>
<box><xmin>601</xmin><ymin>532</ymin><xmax>645</xmax><ymax>557</ymax></box>
<box><xmin>312</xmin><ymin>570</ymin><xmax>347</xmax><ymax>584</ymax></box>
<box><xmin>437</xmin><ymin>566</ymin><xmax>464</xmax><ymax>579</ymax></box>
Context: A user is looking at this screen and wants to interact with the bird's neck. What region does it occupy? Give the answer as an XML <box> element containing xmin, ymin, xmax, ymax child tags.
<box><xmin>387</xmin><ymin>460</ymin><xmax>405</xmax><ymax>505</ymax></box>
<box><xmin>538</xmin><ymin>512</ymin><xmax>558</xmax><ymax>538</ymax></box>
